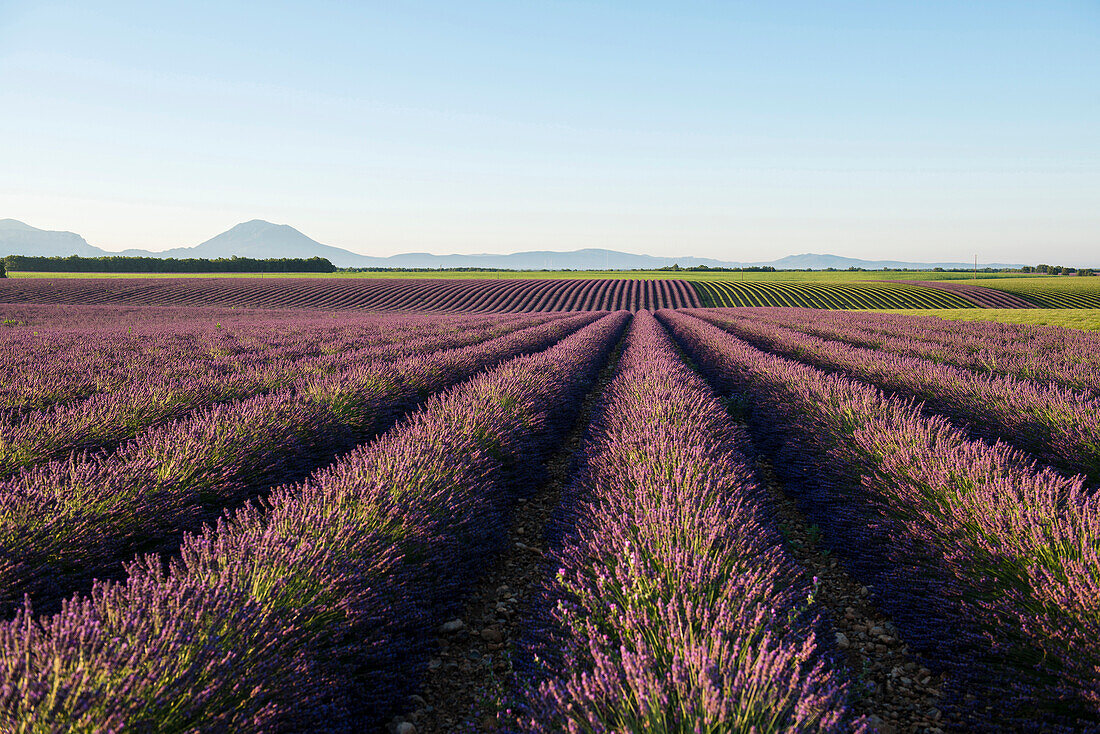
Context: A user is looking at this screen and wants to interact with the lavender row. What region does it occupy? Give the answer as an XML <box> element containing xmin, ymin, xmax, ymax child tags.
<box><xmin>0</xmin><ymin>302</ymin><xmax>375</xmax><ymax>329</ymax></box>
<box><xmin>0</xmin><ymin>312</ymin><xmax>628</xmax><ymax>731</ymax></box>
<box><xmin>514</xmin><ymin>311</ymin><xmax>857</xmax><ymax>732</ymax></box>
<box><xmin>691</xmin><ymin>308</ymin><xmax>1100</xmax><ymax>486</ymax></box>
<box><xmin>0</xmin><ymin>310</ymin><xmax>529</xmax><ymax>415</ymax></box>
<box><xmin>659</xmin><ymin>310</ymin><xmax>1100</xmax><ymax>730</ymax></box>
<box><xmin>0</xmin><ymin>312</ymin><xmax>602</xmax><ymax>617</ymax></box>
<box><xmin>0</xmin><ymin>313</ymin><xmax>563</xmax><ymax>477</ymax></box>
<box><xmin>1</xmin><ymin>312</ymin><xmax>371</xmax><ymax>411</ymax></box>
<box><xmin>732</xmin><ymin>307</ymin><xmax>1100</xmax><ymax>395</ymax></box>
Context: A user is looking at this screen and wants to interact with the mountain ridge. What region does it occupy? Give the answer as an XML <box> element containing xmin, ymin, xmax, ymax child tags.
<box><xmin>0</xmin><ymin>218</ymin><xmax>1029</xmax><ymax>270</ymax></box>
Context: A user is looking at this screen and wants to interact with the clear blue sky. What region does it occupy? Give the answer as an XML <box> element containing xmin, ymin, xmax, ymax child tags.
<box><xmin>1</xmin><ymin>1</ymin><xmax>1097</xmax><ymax>264</ymax></box>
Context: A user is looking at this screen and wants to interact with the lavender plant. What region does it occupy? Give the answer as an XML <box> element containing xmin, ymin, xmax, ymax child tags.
<box><xmin>727</xmin><ymin>307</ymin><xmax>1100</xmax><ymax>395</ymax></box>
<box><xmin>0</xmin><ymin>312</ymin><xmax>629</xmax><ymax>731</ymax></box>
<box><xmin>0</xmin><ymin>312</ymin><xmax>601</xmax><ymax>616</ymax></box>
<box><xmin>0</xmin><ymin>312</ymin><xmax>559</xmax><ymax>473</ymax></box>
<box><xmin>659</xmin><ymin>309</ymin><xmax>1100</xmax><ymax>730</ymax></box>
<box><xmin>690</xmin><ymin>308</ymin><xmax>1100</xmax><ymax>486</ymax></box>
<box><xmin>515</xmin><ymin>312</ymin><xmax>858</xmax><ymax>733</ymax></box>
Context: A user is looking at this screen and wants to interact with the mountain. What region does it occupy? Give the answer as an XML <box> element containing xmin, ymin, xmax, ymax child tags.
<box><xmin>764</xmin><ymin>253</ymin><xmax>1026</xmax><ymax>270</ymax></box>
<box><xmin>353</xmin><ymin>248</ymin><xmax>739</xmax><ymax>270</ymax></box>
<box><xmin>118</xmin><ymin>220</ymin><xmax>380</xmax><ymax>266</ymax></box>
<box><xmin>0</xmin><ymin>219</ymin><xmax>380</xmax><ymax>267</ymax></box>
<box><xmin>1</xmin><ymin>219</ymin><xmax>1028</xmax><ymax>270</ymax></box>
<box><xmin>0</xmin><ymin>219</ymin><xmax>111</xmax><ymax>257</ymax></box>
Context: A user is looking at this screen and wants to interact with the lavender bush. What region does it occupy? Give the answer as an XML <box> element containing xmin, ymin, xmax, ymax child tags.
<box><xmin>0</xmin><ymin>308</ymin><xmax>517</xmax><ymax>411</ymax></box>
<box><xmin>691</xmin><ymin>308</ymin><xmax>1100</xmax><ymax>485</ymax></box>
<box><xmin>0</xmin><ymin>312</ymin><xmax>628</xmax><ymax>731</ymax></box>
<box><xmin>659</xmin><ymin>309</ymin><xmax>1100</xmax><ymax>730</ymax></box>
<box><xmin>0</xmin><ymin>312</ymin><xmax>558</xmax><ymax>473</ymax></box>
<box><xmin>726</xmin><ymin>307</ymin><xmax>1100</xmax><ymax>395</ymax></box>
<box><xmin>0</xmin><ymin>312</ymin><xmax>600</xmax><ymax>616</ymax></box>
<box><xmin>515</xmin><ymin>311</ymin><xmax>859</xmax><ymax>733</ymax></box>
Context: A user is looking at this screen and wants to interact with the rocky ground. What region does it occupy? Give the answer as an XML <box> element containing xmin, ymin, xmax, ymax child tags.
<box><xmin>756</xmin><ymin>459</ymin><xmax>960</xmax><ymax>734</ymax></box>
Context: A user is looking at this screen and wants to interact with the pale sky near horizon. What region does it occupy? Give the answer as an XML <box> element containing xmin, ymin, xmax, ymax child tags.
<box><xmin>1</xmin><ymin>1</ymin><xmax>1097</xmax><ymax>263</ymax></box>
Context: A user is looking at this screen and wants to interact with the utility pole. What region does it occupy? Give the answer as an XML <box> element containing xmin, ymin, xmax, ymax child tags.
<box><xmin>974</xmin><ymin>254</ymin><xmax>977</xmax><ymax>281</ymax></box>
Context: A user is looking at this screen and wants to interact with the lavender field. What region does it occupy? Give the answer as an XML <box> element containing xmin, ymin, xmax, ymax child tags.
<box><xmin>1</xmin><ymin>303</ymin><xmax>1098</xmax><ymax>733</ymax></box>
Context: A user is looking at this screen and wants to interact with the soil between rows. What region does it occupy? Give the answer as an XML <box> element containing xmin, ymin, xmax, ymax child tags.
<box><xmin>391</xmin><ymin>331</ymin><xmax>628</xmax><ymax>733</ymax></box>
<box><xmin>665</xmin><ymin>313</ymin><xmax>960</xmax><ymax>733</ymax></box>
<box><xmin>755</xmin><ymin>458</ymin><xmax>956</xmax><ymax>734</ymax></box>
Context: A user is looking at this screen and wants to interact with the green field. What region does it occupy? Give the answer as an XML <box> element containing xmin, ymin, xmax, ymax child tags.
<box><xmin>872</xmin><ymin>308</ymin><xmax>1100</xmax><ymax>331</ymax></box>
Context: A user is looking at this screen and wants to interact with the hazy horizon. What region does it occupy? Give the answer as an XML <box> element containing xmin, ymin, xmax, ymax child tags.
<box><xmin>0</xmin><ymin>216</ymin><xmax>1044</xmax><ymax>267</ymax></box>
<box><xmin>2</xmin><ymin>2</ymin><xmax>1097</xmax><ymax>263</ymax></box>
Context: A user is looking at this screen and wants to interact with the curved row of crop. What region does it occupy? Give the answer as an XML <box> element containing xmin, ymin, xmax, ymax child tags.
<box><xmin>0</xmin><ymin>278</ymin><xmax>703</xmax><ymax>312</ymax></box>
<box><xmin>0</xmin><ymin>313</ymin><xmax>601</xmax><ymax>617</ymax></box>
<box><xmin>968</xmin><ymin>278</ymin><xmax>1100</xmax><ymax>309</ymax></box>
<box><xmin>728</xmin><ymin>307</ymin><xmax>1100</xmax><ymax>395</ymax></box>
<box><xmin>689</xmin><ymin>308</ymin><xmax>1100</xmax><ymax>486</ymax></box>
<box><xmin>513</xmin><ymin>311</ymin><xmax>856</xmax><ymax>732</ymax></box>
<box><xmin>878</xmin><ymin>280</ymin><xmax>1034</xmax><ymax>308</ymax></box>
<box><xmin>692</xmin><ymin>280</ymin><xmax>977</xmax><ymax>309</ymax></box>
<box><xmin>1011</xmin><ymin>290</ymin><xmax>1100</xmax><ymax>308</ymax></box>
<box><xmin>12</xmin><ymin>276</ymin><xmax>1100</xmax><ymax>311</ymax></box>
<box><xmin>0</xmin><ymin>313</ymin><xmax>628</xmax><ymax>731</ymax></box>
<box><xmin>658</xmin><ymin>310</ymin><xmax>1100</xmax><ymax>730</ymax></box>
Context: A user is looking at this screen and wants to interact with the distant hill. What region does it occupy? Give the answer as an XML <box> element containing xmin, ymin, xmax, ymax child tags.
<box><xmin>117</xmin><ymin>220</ymin><xmax>375</xmax><ymax>266</ymax></box>
<box><xmin>765</xmin><ymin>253</ymin><xmax>1026</xmax><ymax>270</ymax></box>
<box><xmin>0</xmin><ymin>219</ymin><xmax>111</xmax><ymax>258</ymax></box>
<box><xmin>1</xmin><ymin>218</ymin><xmax>1026</xmax><ymax>270</ymax></box>
<box><xmin>0</xmin><ymin>219</ymin><xmax>381</xmax><ymax>267</ymax></box>
<box><xmin>354</xmin><ymin>248</ymin><xmax>742</xmax><ymax>270</ymax></box>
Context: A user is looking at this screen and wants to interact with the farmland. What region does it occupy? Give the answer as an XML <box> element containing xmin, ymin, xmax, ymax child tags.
<box><xmin>0</xmin><ymin>275</ymin><xmax>1060</xmax><ymax>312</ymax></box>
<box><xmin>0</xmin><ymin>277</ymin><xmax>701</xmax><ymax>312</ymax></box>
<box><xmin>3</xmin><ymin>268</ymin><xmax>1081</xmax><ymax>283</ymax></box>
<box><xmin>7</xmin><ymin>272</ymin><xmax>1096</xmax><ymax>312</ymax></box>
<box><xmin>1</xmin><ymin>292</ymin><xmax>1099</xmax><ymax>733</ymax></box>
<box><xmin>956</xmin><ymin>277</ymin><xmax>1100</xmax><ymax>308</ymax></box>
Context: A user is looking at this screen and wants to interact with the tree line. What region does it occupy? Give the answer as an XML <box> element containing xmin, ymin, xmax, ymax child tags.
<box><xmin>2</xmin><ymin>255</ymin><xmax>336</xmax><ymax>273</ymax></box>
<box><xmin>0</xmin><ymin>256</ymin><xmax>1093</xmax><ymax>277</ymax></box>
<box><xmin>658</xmin><ymin>264</ymin><xmax>778</xmax><ymax>272</ymax></box>
<box><xmin>1021</xmin><ymin>264</ymin><xmax>1095</xmax><ymax>276</ymax></box>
